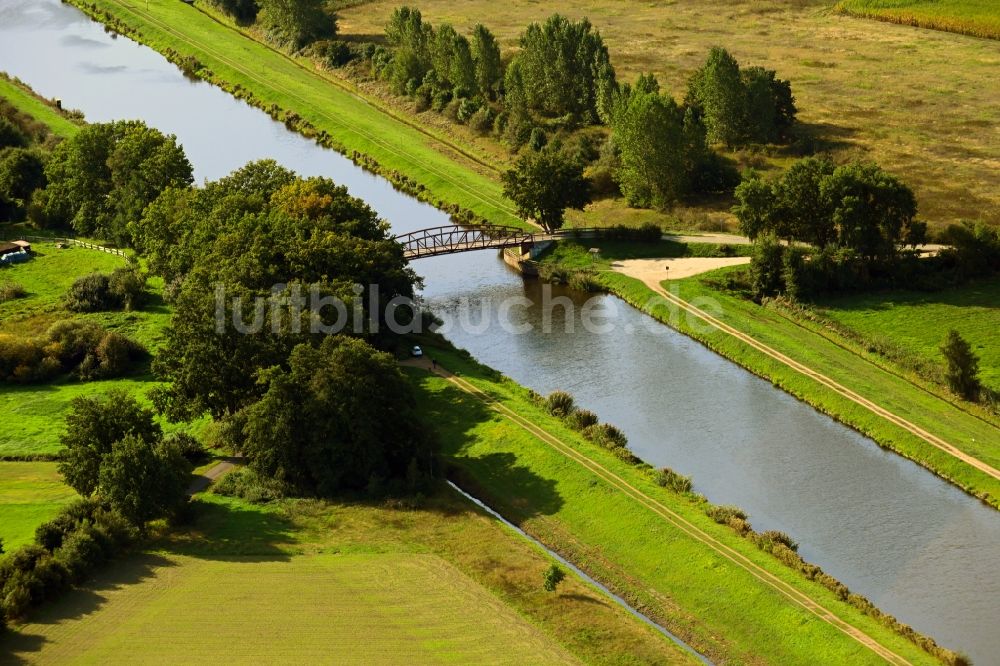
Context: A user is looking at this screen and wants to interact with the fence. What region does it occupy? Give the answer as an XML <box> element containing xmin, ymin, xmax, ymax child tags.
<box><xmin>0</xmin><ymin>233</ymin><xmax>130</xmax><ymax>259</ymax></box>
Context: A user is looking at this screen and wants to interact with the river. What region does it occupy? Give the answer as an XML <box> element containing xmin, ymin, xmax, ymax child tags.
<box><xmin>1</xmin><ymin>0</ymin><xmax>998</xmax><ymax>661</ymax></box>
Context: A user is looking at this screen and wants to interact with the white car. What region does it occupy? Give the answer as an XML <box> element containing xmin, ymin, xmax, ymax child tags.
<box><xmin>411</xmin><ymin>345</ymin><xmax>423</xmax><ymax>358</ymax></box>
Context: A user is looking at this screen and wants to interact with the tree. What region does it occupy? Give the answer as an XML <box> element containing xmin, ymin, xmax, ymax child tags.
<box><xmin>687</xmin><ymin>47</ymin><xmax>795</xmax><ymax>147</ymax></box>
<box><xmin>58</xmin><ymin>391</ymin><xmax>162</xmax><ymax>497</ymax></box>
<box><xmin>0</xmin><ymin>147</ymin><xmax>45</xmax><ymax>221</ymax></box>
<box><xmin>687</xmin><ymin>47</ymin><xmax>745</xmax><ymax>147</ymax></box>
<box><xmin>748</xmin><ymin>233</ymin><xmax>785</xmax><ymax>300</ymax></box>
<box><xmin>471</xmin><ymin>24</ymin><xmax>502</xmax><ymax>101</ymax></box>
<box><xmin>732</xmin><ymin>172</ymin><xmax>776</xmax><ymax>241</ymax></box>
<box><xmin>542</xmin><ymin>564</ymin><xmax>566</xmax><ymax>592</ymax></box>
<box><xmin>773</xmin><ymin>156</ymin><xmax>835</xmax><ymax>245</ymax></box>
<box><xmin>501</xmin><ymin>146</ymin><xmax>590</xmax><ymax>232</ymax></box>
<box><xmin>940</xmin><ymin>330</ymin><xmax>981</xmax><ymax>401</ymax></box>
<box><xmin>821</xmin><ymin>162</ymin><xmax>916</xmax><ymax>262</ymax></box>
<box><xmin>96</xmin><ymin>434</ymin><xmax>191</xmax><ymax>526</ymax></box>
<box><xmin>513</xmin><ymin>14</ymin><xmax>616</xmax><ymax>122</ymax></box>
<box><xmin>257</xmin><ymin>0</ymin><xmax>335</xmax><ymax>50</ymax></box>
<box><xmin>613</xmin><ymin>91</ymin><xmax>688</xmax><ymax>209</ymax></box>
<box><xmin>30</xmin><ymin>121</ymin><xmax>192</xmax><ymax>244</ymax></box>
<box><xmin>240</xmin><ymin>336</ymin><xmax>436</xmax><ymax>495</ymax></box>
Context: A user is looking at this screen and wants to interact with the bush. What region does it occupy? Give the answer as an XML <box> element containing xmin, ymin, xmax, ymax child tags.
<box><xmin>545</xmin><ymin>390</ymin><xmax>575</xmax><ymax>417</ymax></box>
<box><xmin>754</xmin><ymin>530</ymin><xmax>799</xmax><ymax>552</ymax></box>
<box><xmin>706</xmin><ymin>504</ymin><xmax>747</xmax><ymax>524</ymax></box>
<box><xmin>0</xmin><ymin>281</ymin><xmax>26</xmax><ymax>302</ymax></box>
<box><xmin>582</xmin><ymin>423</ymin><xmax>628</xmax><ymax>449</ymax></box>
<box><xmin>456</xmin><ymin>98</ymin><xmax>480</xmax><ymax>123</ymax></box>
<box><xmin>212</xmin><ymin>467</ymin><xmax>292</xmax><ymax>503</ymax></box>
<box><xmin>467</xmin><ymin>105</ymin><xmax>495</xmax><ymax>135</ymax></box>
<box><xmin>164</xmin><ymin>432</ymin><xmax>208</xmax><ymax>464</ymax></box>
<box><xmin>66</xmin><ymin>268</ymin><xmax>146</xmax><ymax>313</ymax></box>
<box><xmin>655</xmin><ymin>467</ymin><xmax>693</xmax><ymax>493</ymax></box>
<box><xmin>542</xmin><ymin>564</ymin><xmax>565</xmax><ymax>592</ymax></box>
<box><xmin>566</xmin><ymin>409</ymin><xmax>598</xmax><ymax>430</ymax></box>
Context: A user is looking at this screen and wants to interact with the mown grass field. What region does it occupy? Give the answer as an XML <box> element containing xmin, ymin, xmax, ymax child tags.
<box><xmin>0</xmin><ymin>74</ymin><xmax>83</xmax><ymax>140</ymax></box>
<box><xmin>836</xmin><ymin>0</ymin><xmax>1000</xmax><ymax>40</ymax></box>
<box><xmin>816</xmin><ymin>277</ymin><xmax>1000</xmax><ymax>393</ymax></box>
<box><xmin>3</xmin><ymin>491</ymin><xmax>695</xmax><ymax>664</ymax></box>
<box><xmin>339</xmin><ymin>0</ymin><xmax>1000</xmax><ymax>230</ymax></box>
<box><xmin>406</xmin><ymin>348</ymin><xmax>944</xmax><ymax>665</ymax></box>
<box><xmin>0</xmin><ymin>462</ymin><xmax>76</xmax><ymax>550</ymax></box>
<box><xmin>68</xmin><ymin>0</ymin><xmax>526</xmax><ymax>229</ymax></box>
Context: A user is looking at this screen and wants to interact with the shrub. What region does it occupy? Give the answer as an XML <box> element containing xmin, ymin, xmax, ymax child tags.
<box><xmin>545</xmin><ymin>390</ymin><xmax>575</xmax><ymax>417</ymax></box>
<box><xmin>0</xmin><ymin>281</ymin><xmax>26</xmax><ymax>302</ymax></box>
<box><xmin>542</xmin><ymin>563</ymin><xmax>565</xmax><ymax>592</ymax></box>
<box><xmin>566</xmin><ymin>409</ymin><xmax>598</xmax><ymax>430</ymax></box>
<box><xmin>456</xmin><ymin>98</ymin><xmax>480</xmax><ymax>123</ymax></box>
<box><xmin>164</xmin><ymin>432</ymin><xmax>208</xmax><ymax>464</ymax></box>
<box><xmin>612</xmin><ymin>446</ymin><xmax>638</xmax><ymax>463</ymax></box>
<box><xmin>66</xmin><ymin>268</ymin><xmax>146</xmax><ymax>313</ymax></box>
<box><xmin>468</xmin><ymin>105</ymin><xmax>495</xmax><ymax>134</ymax></box>
<box><xmin>582</xmin><ymin>423</ymin><xmax>628</xmax><ymax>449</ymax></box>
<box><xmin>528</xmin><ymin>127</ymin><xmax>547</xmax><ymax>151</ymax></box>
<box><xmin>212</xmin><ymin>467</ymin><xmax>292</xmax><ymax>503</ymax></box>
<box><xmin>754</xmin><ymin>530</ymin><xmax>799</xmax><ymax>553</ymax></box>
<box><xmin>706</xmin><ymin>504</ymin><xmax>747</xmax><ymax>524</ymax></box>
<box><xmin>655</xmin><ymin>467</ymin><xmax>693</xmax><ymax>493</ymax></box>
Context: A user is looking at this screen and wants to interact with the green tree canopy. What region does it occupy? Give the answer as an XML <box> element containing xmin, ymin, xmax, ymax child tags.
<box><xmin>240</xmin><ymin>336</ymin><xmax>436</xmax><ymax>496</ymax></box>
<box><xmin>501</xmin><ymin>146</ymin><xmax>590</xmax><ymax>232</ymax></box>
<box><xmin>58</xmin><ymin>390</ymin><xmax>162</xmax><ymax>497</ymax></box>
<box><xmin>96</xmin><ymin>434</ymin><xmax>191</xmax><ymax>526</ymax></box>
<box><xmin>471</xmin><ymin>24</ymin><xmax>503</xmax><ymax>101</ymax></box>
<box><xmin>612</xmin><ymin>91</ymin><xmax>689</xmax><ymax>209</ymax></box>
<box><xmin>30</xmin><ymin>120</ymin><xmax>192</xmax><ymax>244</ymax></box>
<box><xmin>257</xmin><ymin>0</ymin><xmax>335</xmax><ymax>50</ymax></box>
<box><xmin>512</xmin><ymin>14</ymin><xmax>616</xmax><ymax>123</ymax></box>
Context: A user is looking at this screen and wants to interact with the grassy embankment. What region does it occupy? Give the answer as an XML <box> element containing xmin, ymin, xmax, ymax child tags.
<box><xmin>0</xmin><ymin>73</ymin><xmax>83</xmax><ymax>141</ymax></box>
<box><xmin>65</xmin><ymin>0</ymin><xmax>528</xmax><ymax>230</ymax></box>
<box><xmin>3</xmin><ymin>489</ymin><xmax>698</xmax><ymax>664</ymax></box>
<box><xmin>405</xmin><ymin>346</ymin><xmax>950</xmax><ymax>664</ymax></box>
<box><xmin>340</xmin><ymin>0</ymin><xmax>1000</xmax><ymax>231</ymax></box>
<box><xmin>836</xmin><ymin>0</ymin><xmax>1000</xmax><ymax>40</ymax></box>
<box><xmin>560</xmin><ymin>251</ymin><xmax>1000</xmax><ymax>507</ymax></box>
<box><xmin>814</xmin><ymin>279</ymin><xmax>1000</xmax><ymax>394</ymax></box>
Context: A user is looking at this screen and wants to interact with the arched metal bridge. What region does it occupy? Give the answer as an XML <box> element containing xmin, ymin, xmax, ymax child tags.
<box><xmin>395</xmin><ymin>224</ymin><xmax>551</xmax><ymax>260</ymax></box>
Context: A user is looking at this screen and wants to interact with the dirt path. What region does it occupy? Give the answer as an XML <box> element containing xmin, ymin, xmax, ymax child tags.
<box><xmin>618</xmin><ymin>270</ymin><xmax>1000</xmax><ymax>483</ymax></box>
<box><xmin>416</xmin><ymin>358</ymin><xmax>913</xmax><ymax>666</ymax></box>
<box><xmin>186</xmin><ymin>456</ymin><xmax>243</xmax><ymax>495</ymax></box>
<box><xmin>613</xmin><ymin>256</ymin><xmax>751</xmax><ymax>282</ymax></box>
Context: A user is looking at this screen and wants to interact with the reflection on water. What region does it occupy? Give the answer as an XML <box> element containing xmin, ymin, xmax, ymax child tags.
<box><xmin>1</xmin><ymin>0</ymin><xmax>998</xmax><ymax>660</ymax></box>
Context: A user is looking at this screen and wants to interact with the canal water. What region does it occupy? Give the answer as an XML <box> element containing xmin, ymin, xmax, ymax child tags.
<box><xmin>1</xmin><ymin>0</ymin><xmax>997</xmax><ymax>660</ymax></box>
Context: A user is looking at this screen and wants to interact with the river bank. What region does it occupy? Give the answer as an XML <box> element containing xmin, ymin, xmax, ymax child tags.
<box><xmin>3</xmin><ymin>1</ymin><xmax>998</xmax><ymax>659</ymax></box>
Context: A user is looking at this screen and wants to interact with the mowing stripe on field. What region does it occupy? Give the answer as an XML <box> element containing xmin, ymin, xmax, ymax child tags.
<box><xmin>429</xmin><ymin>364</ymin><xmax>913</xmax><ymax>666</ymax></box>
<box><xmin>643</xmin><ymin>280</ymin><xmax>1000</xmax><ymax>482</ymax></box>
<box><xmin>101</xmin><ymin>0</ymin><xmax>520</xmax><ymax>219</ymax></box>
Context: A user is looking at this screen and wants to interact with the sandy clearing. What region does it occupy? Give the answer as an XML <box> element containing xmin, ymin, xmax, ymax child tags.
<box><xmin>612</xmin><ymin>256</ymin><xmax>751</xmax><ymax>283</ymax></box>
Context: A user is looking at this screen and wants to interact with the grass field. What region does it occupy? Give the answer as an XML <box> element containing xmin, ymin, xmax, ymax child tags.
<box><xmin>0</xmin><ymin>243</ymin><xmax>180</xmax><ymax>458</ymax></box>
<box><xmin>3</xmin><ymin>491</ymin><xmax>696</xmax><ymax>664</ymax></box>
<box><xmin>406</xmin><ymin>348</ymin><xmax>946</xmax><ymax>665</ymax></box>
<box><xmin>836</xmin><ymin>0</ymin><xmax>1000</xmax><ymax>40</ymax></box>
<box><xmin>816</xmin><ymin>277</ymin><xmax>1000</xmax><ymax>393</ymax></box>
<box><xmin>0</xmin><ymin>73</ymin><xmax>83</xmax><ymax>140</ymax></box>
<box><xmin>339</xmin><ymin>0</ymin><xmax>1000</xmax><ymax>230</ymax></box>
<box><xmin>0</xmin><ymin>462</ymin><xmax>76</xmax><ymax>551</ymax></box>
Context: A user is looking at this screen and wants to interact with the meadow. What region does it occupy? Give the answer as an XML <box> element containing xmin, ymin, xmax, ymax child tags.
<box><xmin>3</xmin><ymin>491</ymin><xmax>695</xmax><ymax>664</ymax></box>
<box><xmin>816</xmin><ymin>277</ymin><xmax>1000</xmax><ymax>392</ymax></box>
<box><xmin>836</xmin><ymin>0</ymin><xmax>1000</xmax><ymax>40</ymax></box>
<box><xmin>339</xmin><ymin>0</ymin><xmax>1000</xmax><ymax>230</ymax></box>
<box><xmin>406</xmin><ymin>347</ymin><xmax>945</xmax><ymax>665</ymax></box>
<box><xmin>0</xmin><ymin>462</ymin><xmax>76</xmax><ymax>550</ymax></box>
<box><xmin>0</xmin><ymin>243</ymin><xmax>178</xmax><ymax>457</ymax></box>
